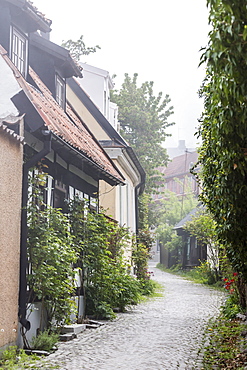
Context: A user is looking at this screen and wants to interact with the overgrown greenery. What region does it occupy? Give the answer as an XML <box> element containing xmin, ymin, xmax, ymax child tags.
<box><xmin>0</xmin><ymin>346</ymin><xmax>39</xmax><ymax>369</ymax></box>
<box><xmin>111</xmin><ymin>73</ymin><xmax>174</xmax><ymax>194</ymax></box>
<box><xmin>27</xmin><ymin>169</ymin><xmax>77</xmax><ymax>329</ymax></box>
<box><xmin>197</xmin><ymin>0</ymin><xmax>247</xmax><ymax>294</ymax></box>
<box><xmin>199</xmin><ymin>302</ymin><xmax>247</xmax><ymax>369</ymax></box>
<box><xmin>70</xmin><ymin>197</ymin><xmax>157</xmax><ymax>317</ymax></box>
<box><xmin>184</xmin><ymin>209</ymin><xmax>221</xmax><ymax>283</ymax></box>
<box><xmin>68</xmin><ymin>197</ymin><xmax>142</xmax><ymax>319</ymax></box>
<box><xmin>30</xmin><ymin>330</ymin><xmax>58</xmax><ymax>352</ymax></box>
<box><xmin>156</xmin><ymin>185</ymin><xmax>198</xmax><ymax>261</ymax></box>
<box><xmin>27</xmin><ymin>168</ymin><xmax>154</xmax><ymax>328</ymax></box>
<box><xmin>157</xmin><ymin>261</ymin><xmax>220</xmax><ymax>286</ymax></box>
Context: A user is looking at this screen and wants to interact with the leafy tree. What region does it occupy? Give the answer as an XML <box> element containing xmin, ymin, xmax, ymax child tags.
<box><xmin>197</xmin><ymin>1</ymin><xmax>247</xmax><ymax>290</ymax></box>
<box><xmin>111</xmin><ymin>73</ymin><xmax>175</xmax><ymax>193</ymax></box>
<box><xmin>184</xmin><ymin>209</ymin><xmax>220</xmax><ymax>281</ymax></box>
<box><xmin>61</xmin><ymin>35</ymin><xmax>100</xmax><ymax>62</ymax></box>
<box><xmin>156</xmin><ymin>183</ymin><xmax>197</xmax><ymax>254</ymax></box>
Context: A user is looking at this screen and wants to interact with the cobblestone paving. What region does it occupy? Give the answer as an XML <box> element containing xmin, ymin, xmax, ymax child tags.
<box><xmin>37</xmin><ymin>263</ymin><xmax>224</xmax><ymax>370</ymax></box>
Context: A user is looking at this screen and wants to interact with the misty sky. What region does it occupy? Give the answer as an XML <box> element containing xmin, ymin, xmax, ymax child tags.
<box><xmin>33</xmin><ymin>0</ymin><xmax>210</xmax><ymax>149</ymax></box>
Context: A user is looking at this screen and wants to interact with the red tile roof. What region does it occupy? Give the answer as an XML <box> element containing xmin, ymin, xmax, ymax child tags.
<box><xmin>0</xmin><ymin>45</ymin><xmax>124</xmax><ymax>184</ymax></box>
<box><xmin>7</xmin><ymin>0</ymin><xmax>52</xmax><ymax>32</ymax></box>
<box><xmin>158</xmin><ymin>151</ymin><xmax>198</xmax><ymax>178</ymax></box>
<box><xmin>26</xmin><ymin>1</ymin><xmax>52</xmax><ymax>27</ymax></box>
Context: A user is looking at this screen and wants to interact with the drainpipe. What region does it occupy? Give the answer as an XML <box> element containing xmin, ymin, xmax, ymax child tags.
<box><xmin>135</xmin><ymin>181</ymin><xmax>145</xmax><ymax>235</ymax></box>
<box><xmin>19</xmin><ymin>130</ymin><xmax>52</xmax><ymax>330</ymax></box>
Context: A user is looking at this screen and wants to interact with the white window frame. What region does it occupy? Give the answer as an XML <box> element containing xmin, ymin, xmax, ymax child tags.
<box><xmin>10</xmin><ymin>26</ymin><xmax>28</xmax><ymax>77</ymax></box>
<box><xmin>55</xmin><ymin>74</ymin><xmax>65</xmax><ymax>109</ymax></box>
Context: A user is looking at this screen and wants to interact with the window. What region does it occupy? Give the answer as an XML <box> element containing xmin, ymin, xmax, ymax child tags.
<box><xmin>54</xmin><ymin>179</ymin><xmax>66</xmax><ymax>210</ymax></box>
<box><xmin>56</xmin><ymin>74</ymin><xmax>65</xmax><ymax>108</ymax></box>
<box><xmin>11</xmin><ymin>27</ymin><xmax>28</xmax><ymax>77</ymax></box>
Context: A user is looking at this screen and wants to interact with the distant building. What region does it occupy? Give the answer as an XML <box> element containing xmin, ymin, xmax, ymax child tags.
<box><xmin>77</xmin><ymin>63</ymin><xmax>119</xmax><ymax>132</ymax></box>
<box><xmin>153</xmin><ymin>150</ymin><xmax>199</xmax><ymax>201</ymax></box>
<box><xmin>173</xmin><ymin>207</ymin><xmax>207</xmax><ymax>269</ymax></box>
<box><xmin>167</xmin><ymin>140</ymin><xmax>195</xmax><ymax>159</ymax></box>
<box><xmin>151</xmin><ymin>150</ymin><xmax>199</xmax><ymax>264</ymax></box>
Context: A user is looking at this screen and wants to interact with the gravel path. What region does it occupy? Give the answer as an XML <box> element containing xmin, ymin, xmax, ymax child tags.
<box><xmin>37</xmin><ymin>262</ymin><xmax>224</xmax><ymax>369</ymax></box>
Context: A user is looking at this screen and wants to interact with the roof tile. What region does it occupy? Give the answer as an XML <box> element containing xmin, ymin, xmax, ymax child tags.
<box><xmin>158</xmin><ymin>151</ymin><xmax>198</xmax><ymax>178</ymax></box>
<box><xmin>0</xmin><ymin>45</ymin><xmax>124</xmax><ymax>183</ymax></box>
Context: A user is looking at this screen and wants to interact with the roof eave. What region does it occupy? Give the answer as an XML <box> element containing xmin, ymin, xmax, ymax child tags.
<box><xmin>30</xmin><ymin>33</ymin><xmax>82</xmax><ymax>78</ymax></box>
<box><xmin>50</xmin><ymin>132</ymin><xmax>125</xmax><ymax>186</ymax></box>
<box><xmin>7</xmin><ymin>0</ymin><xmax>52</xmax><ymax>32</ymax></box>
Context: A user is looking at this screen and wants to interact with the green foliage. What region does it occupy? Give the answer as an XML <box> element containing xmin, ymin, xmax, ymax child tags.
<box><xmin>27</xmin><ymin>169</ymin><xmax>77</xmax><ymax>328</ymax></box>
<box><xmin>61</xmin><ymin>35</ymin><xmax>100</xmax><ymax>61</ymax></box>
<box><xmin>132</xmin><ymin>242</ymin><xmax>150</xmax><ymax>281</ymax></box>
<box><xmin>27</xmin><ymin>171</ymin><xmax>145</xmax><ymax>324</ymax></box>
<box><xmin>30</xmin><ymin>330</ymin><xmax>59</xmax><ymax>352</ymax></box>
<box><xmin>0</xmin><ymin>346</ymin><xmax>39</xmax><ymax>369</ymax></box>
<box><xmin>138</xmin><ymin>278</ymin><xmax>156</xmax><ymax>296</ymax></box>
<box><xmin>188</xmin><ymin>261</ymin><xmax>220</xmax><ymax>285</ymax></box>
<box><xmin>184</xmin><ymin>209</ymin><xmax>217</xmax><ymax>247</ymax></box>
<box><xmin>156</xmin><ymin>188</ymin><xmax>197</xmax><ymax>254</ymax></box>
<box><xmin>221</xmin><ymin>294</ymin><xmax>243</xmax><ymax>320</ymax></box>
<box><xmin>201</xmin><ymin>316</ymin><xmax>247</xmax><ymax>369</ymax></box>
<box><xmin>197</xmin><ymin>0</ymin><xmax>247</xmax><ymax>283</ymax></box>
<box><xmin>111</xmin><ymin>73</ymin><xmax>174</xmax><ymax>193</ymax></box>
<box><xmin>184</xmin><ymin>209</ymin><xmax>221</xmax><ymax>282</ymax></box>
<box><xmin>138</xmin><ymin>193</ymin><xmax>151</xmax><ymax>229</ymax></box>
<box><xmin>137</xmin><ymin>229</ymin><xmax>155</xmax><ymax>253</ymax></box>
<box><xmin>143</xmin><ymin>280</ymin><xmax>164</xmax><ymax>298</ymax></box>
<box><xmin>68</xmin><ymin>198</ymin><xmax>141</xmax><ymax>319</ymax></box>
<box><xmin>157</xmin><ymin>261</ymin><xmax>219</xmax><ymax>286</ymax></box>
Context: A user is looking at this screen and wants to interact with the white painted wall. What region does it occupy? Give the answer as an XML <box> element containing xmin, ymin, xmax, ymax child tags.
<box><xmin>0</xmin><ymin>56</ymin><xmax>21</xmax><ymax>118</ymax></box>
<box><xmin>77</xmin><ymin>63</ymin><xmax>117</xmax><ymax>127</ymax></box>
<box><xmin>74</xmin><ymin>63</ymin><xmax>141</xmax><ymax>236</ymax></box>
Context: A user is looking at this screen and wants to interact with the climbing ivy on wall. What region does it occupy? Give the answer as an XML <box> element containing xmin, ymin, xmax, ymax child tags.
<box><xmin>198</xmin><ymin>1</ymin><xmax>247</xmax><ymax>278</ymax></box>
<box><xmin>27</xmin><ymin>167</ymin><xmax>77</xmax><ymax>328</ymax></box>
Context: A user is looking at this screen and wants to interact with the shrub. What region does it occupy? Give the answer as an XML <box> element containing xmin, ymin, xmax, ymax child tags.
<box><xmin>30</xmin><ymin>330</ymin><xmax>59</xmax><ymax>352</ymax></box>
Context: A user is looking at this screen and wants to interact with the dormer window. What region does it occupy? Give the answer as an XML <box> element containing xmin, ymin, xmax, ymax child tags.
<box><xmin>11</xmin><ymin>26</ymin><xmax>28</xmax><ymax>77</ymax></box>
<box><xmin>55</xmin><ymin>74</ymin><xmax>65</xmax><ymax>109</ymax></box>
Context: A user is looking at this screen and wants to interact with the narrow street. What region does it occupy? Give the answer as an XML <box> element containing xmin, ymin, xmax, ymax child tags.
<box><xmin>37</xmin><ymin>263</ymin><xmax>224</xmax><ymax>370</ymax></box>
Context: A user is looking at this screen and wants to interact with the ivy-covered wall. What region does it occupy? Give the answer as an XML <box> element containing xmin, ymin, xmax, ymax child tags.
<box><xmin>198</xmin><ymin>1</ymin><xmax>247</xmax><ymax>279</ymax></box>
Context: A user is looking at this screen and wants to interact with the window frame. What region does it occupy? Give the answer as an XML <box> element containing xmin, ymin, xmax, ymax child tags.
<box><xmin>55</xmin><ymin>74</ymin><xmax>65</xmax><ymax>109</ymax></box>
<box><xmin>10</xmin><ymin>26</ymin><xmax>28</xmax><ymax>77</ymax></box>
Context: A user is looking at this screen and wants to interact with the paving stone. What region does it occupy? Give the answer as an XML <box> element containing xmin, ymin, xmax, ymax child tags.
<box><xmin>61</xmin><ymin>324</ymin><xmax>86</xmax><ymax>335</ymax></box>
<box><xmin>36</xmin><ymin>262</ymin><xmax>225</xmax><ymax>369</ymax></box>
<box><xmin>59</xmin><ymin>333</ymin><xmax>75</xmax><ymax>342</ymax></box>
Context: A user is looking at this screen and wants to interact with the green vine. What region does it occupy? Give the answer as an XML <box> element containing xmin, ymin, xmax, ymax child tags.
<box><xmin>27</xmin><ymin>167</ymin><xmax>77</xmax><ymax>329</ymax></box>
<box><xmin>27</xmin><ymin>167</ymin><xmax>154</xmax><ymax>326</ymax></box>
<box><xmin>198</xmin><ymin>0</ymin><xmax>247</xmax><ymax>282</ymax></box>
<box><xmin>68</xmin><ymin>198</ymin><xmax>141</xmax><ymax>319</ymax></box>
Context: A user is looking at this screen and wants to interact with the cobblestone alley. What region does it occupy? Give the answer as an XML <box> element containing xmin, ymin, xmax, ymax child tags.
<box><xmin>37</xmin><ymin>262</ymin><xmax>224</xmax><ymax>370</ymax></box>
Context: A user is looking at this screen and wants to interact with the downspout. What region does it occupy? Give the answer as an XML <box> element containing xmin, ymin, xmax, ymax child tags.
<box><xmin>135</xmin><ymin>181</ymin><xmax>144</xmax><ymax>235</ymax></box>
<box><xmin>19</xmin><ymin>130</ymin><xmax>52</xmax><ymax>330</ymax></box>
